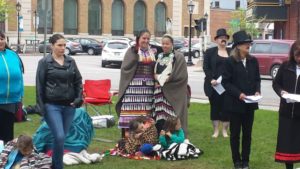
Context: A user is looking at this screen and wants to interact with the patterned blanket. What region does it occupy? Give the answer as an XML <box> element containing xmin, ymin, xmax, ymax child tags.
<box><xmin>33</xmin><ymin>108</ymin><xmax>94</xmax><ymax>153</ymax></box>
<box><xmin>0</xmin><ymin>139</ymin><xmax>52</xmax><ymax>169</ymax></box>
<box><xmin>109</xmin><ymin>141</ymin><xmax>203</xmax><ymax>161</ymax></box>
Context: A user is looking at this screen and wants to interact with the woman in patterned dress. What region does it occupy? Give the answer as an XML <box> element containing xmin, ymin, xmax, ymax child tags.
<box><xmin>153</xmin><ymin>34</ymin><xmax>188</xmax><ymax>136</ymax></box>
<box><xmin>116</xmin><ymin>30</ymin><xmax>156</xmax><ymax>137</ymax></box>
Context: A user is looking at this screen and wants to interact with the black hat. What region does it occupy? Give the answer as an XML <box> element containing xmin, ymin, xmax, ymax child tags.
<box><xmin>232</xmin><ymin>30</ymin><xmax>253</xmax><ymax>48</ymax></box>
<box><xmin>214</xmin><ymin>28</ymin><xmax>229</xmax><ymax>40</ymax></box>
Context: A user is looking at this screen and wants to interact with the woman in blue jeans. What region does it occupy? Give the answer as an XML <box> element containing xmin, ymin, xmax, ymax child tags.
<box><xmin>36</xmin><ymin>34</ymin><xmax>83</xmax><ymax>169</ymax></box>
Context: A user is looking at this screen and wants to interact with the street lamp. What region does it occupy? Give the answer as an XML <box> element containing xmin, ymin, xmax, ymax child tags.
<box><xmin>34</xmin><ymin>10</ymin><xmax>37</xmax><ymax>53</ymax></box>
<box><xmin>16</xmin><ymin>2</ymin><xmax>21</xmax><ymax>53</ymax></box>
<box><xmin>187</xmin><ymin>0</ymin><xmax>195</xmax><ymax>66</ymax></box>
<box><xmin>203</xmin><ymin>12</ymin><xmax>208</xmax><ymax>52</ymax></box>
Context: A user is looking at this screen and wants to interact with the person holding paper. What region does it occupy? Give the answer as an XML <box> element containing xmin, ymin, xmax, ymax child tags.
<box><xmin>203</xmin><ymin>28</ymin><xmax>231</xmax><ymax>138</ymax></box>
<box><xmin>273</xmin><ymin>40</ymin><xmax>300</xmax><ymax>169</ymax></box>
<box><xmin>153</xmin><ymin>34</ymin><xmax>188</xmax><ymax>137</ymax></box>
<box><xmin>222</xmin><ymin>30</ymin><xmax>261</xmax><ymax>169</ymax></box>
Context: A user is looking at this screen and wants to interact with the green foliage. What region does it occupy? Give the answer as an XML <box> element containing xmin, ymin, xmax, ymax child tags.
<box><xmin>19</xmin><ymin>86</ymin><xmax>298</xmax><ymax>169</ymax></box>
<box><xmin>0</xmin><ymin>0</ymin><xmax>12</xmax><ymax>22</ymax></box>
<box><xmin>228</xmin><ymin>9</ymin><xmax>264</xmax><ymax>39</ymax></box>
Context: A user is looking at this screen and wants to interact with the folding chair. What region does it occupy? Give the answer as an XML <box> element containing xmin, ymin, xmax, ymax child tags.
<box><xmin>83</xmin><ymin>79</ymin><xmax>113</xmax><ymax>116</ymax></box>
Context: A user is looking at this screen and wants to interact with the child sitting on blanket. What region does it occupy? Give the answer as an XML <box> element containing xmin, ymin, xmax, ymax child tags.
<box><xmin>159</xmin><ymin>116</ymin><xmax>185</xmax><ymax>149</ymax></box>
<box><xmin>123</xmin><ymin>116</ymin><xmax>158</xmax><ymax>155</ymax></box>
<box><xmin>0</xmin><ymin>135</ymin><xmax>51</xmax><ymax>169</ymax></box>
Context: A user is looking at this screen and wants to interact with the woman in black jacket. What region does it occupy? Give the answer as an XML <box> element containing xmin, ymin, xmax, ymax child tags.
<box><xmin>222</xmin><ymin>31</ymin><xmax>261</xmax><ymax>169</ymax></box>
<box><xmin>203</xmin><ymin>28</ymin><xmax>231</xmax><ymax>138</ymax></box>
<box><xmin>273</xmin><ymin>40</ymin><xmax>300</xmax><ymax>169</ymax></box>
<box><xmin>36</xmin><ymin>34</ymin><xmax>82</xmax><ymax>169</ymax></box>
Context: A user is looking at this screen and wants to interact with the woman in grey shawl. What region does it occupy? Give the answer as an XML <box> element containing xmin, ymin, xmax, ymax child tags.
<box><xmin>153</xmin><ymin>34</ymin><xmax>188</xmax><ymax>137</ymax></box>
<box><xmin>115</xmin><ymin>30</ymin><xmax>156</xmax><ymax>138</ymax></box>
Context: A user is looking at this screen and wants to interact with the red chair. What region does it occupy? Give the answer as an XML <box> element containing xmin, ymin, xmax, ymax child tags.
<box><xmin>83</xmin><ymin>79</ymin><xmax>113</xmax><ymax>115</ymax></box>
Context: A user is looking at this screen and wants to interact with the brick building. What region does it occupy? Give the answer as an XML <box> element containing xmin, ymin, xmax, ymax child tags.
<box><xmin>209</xmin><ymin>9</ymin><xmax>232</xmax><ymax>40</ymax></box>
<box><xmin>273</xmin><ymin>0</ymin><xmax>300</xmax><ymax>39</ymax></box>
<box><xmin>5</xmin><ymin>0</ymin><xmax>209</xmax><ymax>44</ymax></box>
<box><xmin>247</xmin><ymin>0</ymin><xmax>299</xmax><ymax>40</ymax></box>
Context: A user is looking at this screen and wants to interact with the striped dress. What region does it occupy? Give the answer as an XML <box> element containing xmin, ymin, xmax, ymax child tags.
<box><xmin>118</xmin><ymin>48</ymin><xmax>156</xmax><ymax>129</ymax></box>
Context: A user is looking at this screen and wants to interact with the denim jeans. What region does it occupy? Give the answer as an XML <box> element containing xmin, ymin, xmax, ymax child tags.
<box><xmin>44</xmin><ymin>103</ymin><xmax>75</xmax><ymax>169</ymax></box>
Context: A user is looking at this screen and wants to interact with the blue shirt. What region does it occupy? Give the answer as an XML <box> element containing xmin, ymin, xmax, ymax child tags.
<box><xmin>0</xmin><ymin>49</ymin><xmax>23</xmax><ymax>104</ymax></box>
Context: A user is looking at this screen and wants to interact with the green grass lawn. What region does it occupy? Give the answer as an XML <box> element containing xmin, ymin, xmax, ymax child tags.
<box><xmin>17</xmin><ymin>86</ymin><xmax>292</xmax><ymax>169</ymax></box>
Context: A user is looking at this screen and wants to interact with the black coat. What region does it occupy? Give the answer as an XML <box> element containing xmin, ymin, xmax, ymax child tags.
<box><xmin>222</xmin><ymin>55</ymin><xmax>261</xmax><ymax>113</ymax></box>
<box><xmin>203</xmin><ymin>47</ymin><xmax>231</xmax><ymax>97</ymax></box>
<box><xmin>36</xmin><ymin>54</ymin><xmax>83</xmax><ymax>115</ymax></box>
<box><xmin>273</xmin><ymin>61</ymin><xmax>300</xmax><ymax>118</ymax></box>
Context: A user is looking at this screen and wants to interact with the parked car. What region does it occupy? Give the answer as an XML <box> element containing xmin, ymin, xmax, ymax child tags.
<box><xmin>101</xmin><ymin>40</ymin><xmax>132</xmax><ymax>67</ymax></box>
<box><xmin>150</xmin><ymin>39</ymin><xmax>162</xmax><ymax>46</ymax></box>
<box><xmin>250</xmin><ymin>39</ymin><xmax>295</xmax><ymax>79</ymax></box>
<box><xmin>173</xmin><ymin>37</ymin><xmax>186</xmax><ymax>50</ymax></box>
<box><xmin>71</xmin><ymin>38</ymin><xmax>102</xmax><ymax>55</ymax></box>
<box><xmin>38</xmin><ymin>39</ymin><xmax>82</xmax><ymax>55</ymax></box>
<box><xmin>178</xmin><ymin>43</ymin><xmax>202</xmax><ymax>58</ymax></box>
<box><xmin>178</xmin><ymin>42</ymin><xmax>217</xmax><ymax>58</ymax></box>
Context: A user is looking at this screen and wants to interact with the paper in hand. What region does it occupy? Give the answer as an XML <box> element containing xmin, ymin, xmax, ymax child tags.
<box><xmin>244</xmin><ymin>95</ymin><xmax>263</xmax><ymax>103</ymax></box>
<box><xmin>212</xmin><ymin>76</ymin><xmax>225</xmax><ymax>95</ymax></box>
<box><xmin>282</xmin><ymin>93</ymin><xmax>300</xmax><ymax>103</ymax></box>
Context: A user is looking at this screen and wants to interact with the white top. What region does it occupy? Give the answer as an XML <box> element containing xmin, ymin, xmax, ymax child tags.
<box><xmin>297</xmin><ymin>65</ymin><xmax>300</xmax><ymax>78</ymax></box>
<box><xmin>242</xmin><ymin>59</ymin><xmax>246</xmax><ymax>67</ymax></box>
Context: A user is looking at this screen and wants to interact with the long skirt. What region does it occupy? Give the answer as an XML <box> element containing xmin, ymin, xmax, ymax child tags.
<box><xmin>275</xmin><ymin>116</ymin><xmax>300</xmax><ymax>163</ymax></box>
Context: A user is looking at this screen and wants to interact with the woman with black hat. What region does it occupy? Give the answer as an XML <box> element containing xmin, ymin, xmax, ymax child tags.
<box><xmin>222</xmin><ymin>30</ymin><xmax>261</xmax><ymax>169</ymax></box>
<box><xmin>203</xmin><ymin>28</ymin><xmax>231</xmax><ymax>138</ymax></box>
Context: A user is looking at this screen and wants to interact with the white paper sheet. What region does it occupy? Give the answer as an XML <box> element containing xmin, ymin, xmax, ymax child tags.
<box><xmin>212</xmin><ymin>76</ymin><xmax>225</xmax><ymax>95</ymax></box>
<box><xmin>282</xmin><ymin>93</ymin><xmax>300</xmax><ymax>103</ymax></box>
<box><xmin>244</xmin><ymin>95</ymin><xmax>263</xmax><ymax>103</ymax></box>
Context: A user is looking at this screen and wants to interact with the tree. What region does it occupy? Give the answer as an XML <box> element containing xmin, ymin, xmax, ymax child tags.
<box><xmin>0</xmin><ymin>0</ymin><xmax>12</xmax><ymax>22</ymax></box>
<box><xmin>228</xmin><ymin>9</ymin><xmax>265</xmax><ymax>39</ymax></box>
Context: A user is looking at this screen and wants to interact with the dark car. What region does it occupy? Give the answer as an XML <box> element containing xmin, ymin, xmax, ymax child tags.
<box><xmin>250</xmin><ymin>39</ymin><xmax>295</xmax><ymax>79</ymax></box>
<box><xmin>38</xmin><ymin>39</ymin><xmax>82</xmax><ymax>55</ymax></box>
<box><xmin>178</xmin><ymin>42</ymin><xmax>217</xmax><ymax>58</ymax></box>
<box><xmin>71</xmin><ymin>38</ymin><xmax>102</xmax><ymax>55</ymax></box>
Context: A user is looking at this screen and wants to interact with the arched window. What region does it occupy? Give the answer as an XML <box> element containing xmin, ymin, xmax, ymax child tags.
<box><xmin>133</xmin><ymin>1</ymin><xmax>146</xmax><ymax>36</ymax></box>
<box><xmin>88</xmin><ymin>0</ymin><xmax>102</xmax><ymax>35</ymax></box>
<box><xmin>37</xmin><ymin>0</ymin><xmax>53</xmax><ymax>34</ymax></box>
<box><xmin>155</xmin><ymin>2</ymin><xmax>166</xmax><ymax>37</ymax></box>
<box><xmin>64</xmin><ymin>0</ymin><xmax>78</xmax><ymax>34</ymax></box>
<box><xmin>111</xmin><ymin>0</ymin><xmax>124</xmax><ymax>36</ymax></box>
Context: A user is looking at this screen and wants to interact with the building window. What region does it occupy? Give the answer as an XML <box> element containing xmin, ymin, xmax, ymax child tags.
<box><xmin>184</xmin><ymin>27</ymin><xmax>188</xmax><ymax>38</ymax></box>
<box><xmin>37</xmin><ymin>0</ymin><xmax>53</xmax><ymax>34</ymax></box>
<box><xmin>133</xmin><ymin>1</ymin><xmax>146</xmax><ymax>36</ymax></box>
<box><xmin>235</xmin><ymin>1</ymin><xmax>240</xmax><ymax>9</ymax></box>
<box><xmin>215</xmin><ymin>1</ymin><xmax>220</xmax><ymax>8</ymax></box>
<box><xmin>155</xmin><ymin>2</ymin><xmax>166</xmax><ymax>37</ymax></box>
<box><xmin>88</xmin><ymin>0</ymin><xmax>102</xmax><ymax>35</ymax></box>
<box><xmin>111</xmin><ymin>0</ymin><xmax>124</xmax><ymax>36</ymax></box>
<box><xmin>64</xmin><ymin>0</ymin><xmax>78</xmax><ymax>35</ymax></box>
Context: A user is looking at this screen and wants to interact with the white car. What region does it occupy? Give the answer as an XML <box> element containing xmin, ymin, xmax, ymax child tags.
<box><xmin>101</xmin><ymin>40</ymin><xmax>132</xmax><ymax>67</ymax></box>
